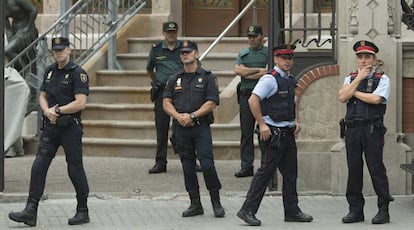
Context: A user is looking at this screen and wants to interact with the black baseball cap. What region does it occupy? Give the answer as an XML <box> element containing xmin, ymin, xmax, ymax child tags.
<box><xmin>181</xmin><ymin>40</ymin><xmax>198</xmax><ymax>52</ymax></box>
<box><xmin>52</xmin><ymin>37</ymin><xmax>70</xmax><ymax>50</ymax></box>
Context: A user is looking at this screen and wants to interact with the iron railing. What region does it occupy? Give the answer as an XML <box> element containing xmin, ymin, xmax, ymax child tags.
<box><xmin>273</xmin><ymin>0</ymin><xmax>337</xmax><ymax>78</ymax></box>
<box><xmin>6</xmin><ymin>0</ymin><xmax>147</xmax><ymax>115</ymax></box>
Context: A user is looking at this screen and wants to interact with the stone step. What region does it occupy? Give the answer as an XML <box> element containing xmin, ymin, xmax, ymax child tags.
<box><xmin>95</xmin><ymin>69</ymin><xmax>236</xmax><ymax>88</ymax></box>
<box><xmin>95</xmin><ymin>70</ymin><xmax>151</xmax><ymax>87</ymax></box>
<box><xmin>89</xmin><ymin>86</ymin><xmax>151</xmax><ymax>104</ymax></box>
<box><xmin>81</xmin><ymin>137</ymin><xmax>246</xmax><ymax>160</ymax></box>
<box><xmin>83</xmin><ymin>103</ymin><xmax>154</xmax><ymax>120</ymax></box>
<box><xmin>127</xmin><ymin>37</ymin><xmax>248</xmax><ymax>54</ymax></box>
<box><xmin>82</xmin><ymin>120</ymin><xmax>241</xmax><ymax>141</ymax></box>
<box><xmin>117</xmin><ymin>53</ymin><xmax>236</xmax><ymax>72</ymax></box>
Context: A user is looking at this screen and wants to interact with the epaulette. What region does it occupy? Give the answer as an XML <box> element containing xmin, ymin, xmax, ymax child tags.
<box><xmin>239</xmin><ymin>48</ymin><xmax>250</xmax><ymax>57</ymax></box>
<box><xmin>349</xmin><ymin>72</ymin><xmax>358</xmax><ymax>78</ymax></box>
<box><xmin>152</xmin><ymin>41</ymin><xmax>162</xmax><ymax>48</ymax></box>
<box><xmin>269</xmin><ymin>69</ymin><xmax>278</xmax><ymax>76</ymax></box>
<box><xmin>374</xmin><ymin>71</ymin><xmax>384</xmax><ymax>78</ymax></box>
<box><xmin>203</xmin><ymin>69</ymin><xmax>212</xmax><ymax>74</ymax></box>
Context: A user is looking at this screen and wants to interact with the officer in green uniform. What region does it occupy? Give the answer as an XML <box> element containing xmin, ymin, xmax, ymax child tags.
<box><xmin>234</xmin><ymin>25</ymin><xmax>268</xmax><ymax>177</ymax></box>
<box><xmin>146</xmin><ymin>21</ymin><xmax>182</xmax><ymax>173</ymax></box>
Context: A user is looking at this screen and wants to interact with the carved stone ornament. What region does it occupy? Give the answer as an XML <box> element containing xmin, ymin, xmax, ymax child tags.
<box><xmin>387</xmin><ymin>4</ymin><xmax>394</xmax><ymax>34</ymax></box>
<box><xmin>349</xmin><ymin>3</ymin><xmax>359</xmax><ymax>35</ymax></box>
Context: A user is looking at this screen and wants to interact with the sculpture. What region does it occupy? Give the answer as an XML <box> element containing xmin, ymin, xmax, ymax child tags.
<box><xmin>4</xmin><ymin>0</ymin><xmax>39</xmax><ymax>71</ymax></box>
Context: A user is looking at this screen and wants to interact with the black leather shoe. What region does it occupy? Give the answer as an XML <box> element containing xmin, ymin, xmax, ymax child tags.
<box><xmin>237</xmin><ymin>209</ymin><xmax>261</xmax><ymax>226</ymax></box>
<box><xmin>342</xmin><ymin>212</ymin><xmax>364</xmax><ymax>223</ymax></box>
<box><xmin>148</xmin><ymin>164</ymin><xmax>166</xmax><ymax>174</ymax></box>
<box><xmin>285</xmin><ymin>211</ymin><xmax>313</xmax><ymax>222</ymax></box>
<box><xmin>234</xmin><ymin>167</ymin><xmax>253</xmax><ymax>178</ymax></box>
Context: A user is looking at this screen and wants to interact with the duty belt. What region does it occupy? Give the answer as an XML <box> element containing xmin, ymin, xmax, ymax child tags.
<box><xmin>345</xmin><ymin>118</ymin><xmax>382</xmax><ymax>128</ymax></box>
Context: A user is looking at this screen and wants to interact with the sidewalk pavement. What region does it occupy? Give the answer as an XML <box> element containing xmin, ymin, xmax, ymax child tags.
<box><xmin>0</xmin><ymin>155</ymin><xmax>413</xmax><ymax>229</ymax></box>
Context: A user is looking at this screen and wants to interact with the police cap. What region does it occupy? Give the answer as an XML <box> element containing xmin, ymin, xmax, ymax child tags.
<box><xmin>353</xmin><ymin>40</ymin><xmax>378</xmax><ymax>55</ymax></box>
<box><xmin>247</xmin><ymin>25</ymin><xmax>263</xmax><ymax>36</ymax></box>
<box><xmin>272</xmin><ymin>44</ymin><xmax>296</xmax><ymax>57</ymax></box>
<box><xmin>163</xmin><ymin>21</ymin><xmax>178</xmax><ymax>31</ymax></box>
<box><xmin>181</xmin><ymin>40</ymin><xmax>198</xmax><ymax>52</ymax></box>
<box><xmin>52</xmin><ymin>37</ymin><xmax>70</xmax><ymax>50</ymax></box>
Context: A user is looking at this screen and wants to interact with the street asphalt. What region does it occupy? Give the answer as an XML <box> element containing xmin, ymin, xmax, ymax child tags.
<box><xmin>0</xmin><ymin>154</ymin><xmax>413</xmax><ymax>229</ymax></box>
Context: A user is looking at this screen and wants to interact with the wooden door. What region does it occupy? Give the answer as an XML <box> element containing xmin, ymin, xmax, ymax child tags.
<box><xmin>183</xmin><ymin>0</ymin><xmax>269</xmax><ymax>37</ymax></box>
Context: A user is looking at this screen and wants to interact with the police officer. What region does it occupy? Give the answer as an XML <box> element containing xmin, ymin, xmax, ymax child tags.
<box><xmin>234</xmin><ymin>25</ymin><xmax>268</xmax><ymax>178</ymax></box>
<box><xmin>338</xmin><ymin>40</ymin><xmax>393</xmax><ymax>224</ymax></box>
<box><xmin>146</xmin><ymin>21</ymin><xmax>182</xmax><ymax>174</ymax></box>
<box><xmin>237</xmin><ymin>44</ymin><xmax>313</xmax><ymax>226</ymax></box>
<box><xmin>163</xmin><ymin>40</ymin><xmax>225</xmax><ymax>218</ymax></box>
<box><xmin>8</xmin><ymin>37</ymin><xmax>90</xmax><ymax>226</ymax></box>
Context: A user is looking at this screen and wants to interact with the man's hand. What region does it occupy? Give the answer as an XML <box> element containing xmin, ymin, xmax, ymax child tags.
<box><xmin>46</xmin><ymin>104</ymin><xmax>59</xmax><ymax>125</ymax></box>
<box><xmin>259</xmin><ymin>124</ymin><xmax>271</xmax><ymax>141</ymax></box>
<box><xmin>177</xmin><ymin>113</ymin><xmax>194</xmax><ymax>127</ymax></box>
<box><xmin>357</xmin><ymin>65</ymin><xmax>373</xmax><ymax>80</ymax></box>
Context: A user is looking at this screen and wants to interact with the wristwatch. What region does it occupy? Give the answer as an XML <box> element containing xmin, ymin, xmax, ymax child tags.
<box><xmin>55</xmin><ymin>107</ymin><xmax>61</xmax><ymax>115</ymax></box>
<box><xmin>190</xmin><ymin>113</ymin><xmax>196</xmax><ymax>122</ymax></box>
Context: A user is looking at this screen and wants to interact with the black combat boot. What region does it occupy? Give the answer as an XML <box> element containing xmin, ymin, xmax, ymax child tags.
<box><xmin>68</xmin><ymin>207</ymin><xmax>90</xmax><ymax>225</ymax></box>
<box><xmin>372</xmin><ymin>204</ymin><xmax>390</xmax><ymax>224</ymax></box>
<box><xmin>182</xmin><ymin>191</ymin><xmax>204</xmax><ymax>217</ymax></box>
<box><xmin>8</xmin><ymin>198</ymin><xmax>38</xmax><ymax>226</ymax></box>
<box><xmin>209</xmin><ymin>190</ymin><xmax>225</xmax><ymax>217</ymax></box>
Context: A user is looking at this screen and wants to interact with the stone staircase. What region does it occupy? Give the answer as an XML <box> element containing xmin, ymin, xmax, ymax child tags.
<box><xmin>81</xmin><ymin>37</ymin><xmax>252</xmax><ymax>159</ymax></box>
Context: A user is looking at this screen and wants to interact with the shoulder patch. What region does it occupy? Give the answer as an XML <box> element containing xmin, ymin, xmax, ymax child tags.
<box><xmin>80</xmin><ymin>73</ymin><xmax>88</xmax><ymax>83</ymax></box>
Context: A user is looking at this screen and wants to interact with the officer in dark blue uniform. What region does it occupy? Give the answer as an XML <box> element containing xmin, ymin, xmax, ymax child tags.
<box><xmin>339</xmin><ymin>40</ymin><xmax>393</xmax><ymax>224</ymax></box>
<box><xmin>163</xmin><ymin>40</ymin><xmax>225</xmax><ymax>218</ymax></box>
<box><xmin>237</xmin><ymin>44</ymin><xmax>313</xmax><ymax>226</ymax></box>
<box><xmin>9</xmin><ymin>37</ymin><xmax>90</xmax><ymax>226</ymax></box>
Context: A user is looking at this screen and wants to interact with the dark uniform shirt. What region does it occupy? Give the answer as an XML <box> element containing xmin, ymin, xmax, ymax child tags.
<box><xmin>40</xmin><ymin>61</ymin><xmax>89</xmax><ymax>117</ymax></box>
<box><xmin>146</xmin><ymin>40</ymin><xmax>183</xmax><ymax>84</ymax></box>
<box><xmin>163</xmin><ymin>67</ymin><xmax>219</xmax><ymax>114</ymax></box>
<box><xmin>236</xmin><ymin>46</ymin><xmax>268</xmax><ymax>90</ymax></box>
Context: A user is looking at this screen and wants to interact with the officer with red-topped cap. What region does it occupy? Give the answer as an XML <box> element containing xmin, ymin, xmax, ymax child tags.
<box><xmin>237</xmin><ymin>44</ymin><xmax>313</xmax><ymax>226</ymax></box>
<box><xmin>339</xmin><ymin>40</ymin><xmax>393</xmax><ymax>224</ymax></box>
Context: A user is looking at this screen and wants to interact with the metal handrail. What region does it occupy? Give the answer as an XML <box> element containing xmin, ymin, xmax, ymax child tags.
<box><xmin>199</xmin><ymin>0</ymin><xmax>257</xmax><ymax>61</ymax></box>
<box><xmin>5</xmin><ymin>0</ymin><xmax>147</xmax><ymax>115</ymax></box>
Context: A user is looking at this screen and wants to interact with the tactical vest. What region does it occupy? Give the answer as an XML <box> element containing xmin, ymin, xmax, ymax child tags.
<box><xmin>345</xmin><ymin>72</ymin><xmax>386</xmax><ymax>120</ymax></box>
<box><xmin>261</xmin><ymin>70</ymin><xmax>296</xmax><ymax>122</ymax></box>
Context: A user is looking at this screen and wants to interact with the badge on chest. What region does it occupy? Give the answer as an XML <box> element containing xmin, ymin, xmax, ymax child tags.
<box><xmin>195</xmin><ymin>77</ymin><xmax>204</xmax><ymax>88</ymax></box>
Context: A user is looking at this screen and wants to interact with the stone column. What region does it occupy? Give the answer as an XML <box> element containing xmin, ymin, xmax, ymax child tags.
<box><xmin>149</xmin><ymin>0</ymin><xmax>182</xmax><ymax>36</ymax></box>
<box><xmin>37</xmin><ymin>0</ymin><xmax>62</xmax><ymax>33</ymax></box>
<box><xmin>331</xmin><ymin>0</ymin><xmax>412</xmax><ymax>195</ymax></box>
